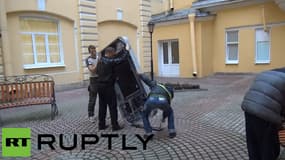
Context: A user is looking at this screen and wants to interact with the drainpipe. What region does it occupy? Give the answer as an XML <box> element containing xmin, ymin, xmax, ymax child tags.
<box><xmin>0</xmin><ymin>0</ymin><xmax>12</xmax><ymax>76</ymax></box>
<box><xmin>165</xmin><ymin>0</ymin><xmax>174</xmax><ymax>15</ymax></box>
<box><xmin>170</xmin><ymin>0</ymin><xmax>174</xmax><ymax>10</ymax></box>
<box><xmin>262</xmin><ymin>5</ymin><xmax>269</xmax><ymax>32</ymax></box>
<box><xmin>188</xmin><ymin>13</ymin><xmax>198</xmax><ymax>77</ymax></box>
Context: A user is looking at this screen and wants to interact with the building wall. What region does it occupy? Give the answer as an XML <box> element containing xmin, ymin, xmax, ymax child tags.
<box><xmin>0</xmin><ymin>0</ymin><xmax>152</xmax><ymax>85</ymax></box>
<box><xmin>0</xmin><ymin>4</ymin><xmax>3</xmax><ymax>77</ymax></box>
<box><xmin>96</xmin><ymin>0</ymin><xmax>139</xmax><ymax>51</ymax></box>
<box><xmin>0</xmin><ymin>0</ymin><xmax>11</xmax><ymax>77</ymax></box>
<box><xmin>7</xmin><ymin>12</ymin><xmax>81</xmax><ymax>85</ymax></box>
<box><xmin>96</xmin><ymin>0</ymin><xmax>150</xmax><ymax>73</ymax></box>
<box><xmin>151</xmin><ymin>19</ymin><xmax>214</xmax><ymax>78</ymax></box>
<box><xmin>0</xmin><ymin>36</ymin><xmax>3</xmax><ymax>77</ymax></box>
<box><xmin>151</xmin><ymin>1</ymin><xmax>285</xmax><ymax>78</ymax></box>
<box><xmin>271</xmin><ymin>25</ymin><xmax>285</xmax><ymax>66</ymax></box>
<box><xmin>151</xmin><ymin>0</ymin><xmax>165</xmax><ymax>15</ymax></box>
<box><xmin>2</xmin><ymin>0</ymin><xmax>82</xmax><ymax>85</ymax></box>
<box><xmin>212</xmin><ymin>1</ymin><xmax>285</xmax><ymax>73</ymax></box>
<box><xmin>78</xmin><ymin>0</ymin><xmax>97</xmax><ymax>81</ymax></box>
<box><xmin>151</xmin><ymin>0</ymin><xmax>196</xmax><ymax>14</ymax></box>
<box><xmin>97</xmin><ymin>0</ymin><xmax>139</xmax><ymax>27</ymax></box>
<box><xmin>97</xmin><ymin>21</ymin><xmax>137</xmax><ymax>55</ymax></box>
<box><xmin>153</xmin><ymin>22</ymin><xmax>192</xmax><ymax>77</ymax></box>
<box><xmin>173</xmin><ymin>0</ymin><xmax>195</xmax><ymax>10</ymax></box>
<box><xmin>197</xmin><ymin>20</ymin><xmax>214</xmax><ymax>77</ymax></box>
<box><xmin>140</xmin><ymin>0</ymin><xmax>152</xmax><ymax>73</ymax></box>
<box><xmin>6</xmin><ymin>0</ymin><xmax>77</xmax><ymax>21</ymax></box>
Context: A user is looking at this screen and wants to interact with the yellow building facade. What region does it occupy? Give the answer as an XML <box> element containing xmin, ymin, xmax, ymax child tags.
<box><xmin>0</xmin><ymin>0</ymin><xmax>152</xmax><ymax>86</ymax></box>
<box><xmin>1</xmin><ymin>0</ymin><xmax>285</xmax><ymax>86</ymax></box>
<box><xmin>151</xmin><ymin>0</ymin><xmax>285</xmax><ymax>78</ymax></box>
<box><xmin>0</xmin><ymin>0</ymin><xmax>82</xmax><ymax>85</ymax></box>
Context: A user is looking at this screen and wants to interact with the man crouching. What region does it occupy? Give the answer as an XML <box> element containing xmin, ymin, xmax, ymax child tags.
<box><xmin>139</xmin><ymin>74</ymin><xmax>176</xmax><ymax>139</ymax></box>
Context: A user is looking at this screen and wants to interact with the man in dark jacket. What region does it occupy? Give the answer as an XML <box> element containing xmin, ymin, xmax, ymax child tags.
<box><xmin>241</xmin><ymin>68</ymin><xmax>285</xmax><ymax>160</ymax></box>
<box><xmin>139</xmin><ymin>74</ymin><xmax>176</xmax><ymax>139</ymax></box>
<box><xmin>96</xmin><ymin>47</ymin><xmax>123</xmax><ymax>131</ymax></box>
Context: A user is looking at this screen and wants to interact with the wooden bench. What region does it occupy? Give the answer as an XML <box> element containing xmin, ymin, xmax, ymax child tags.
<box><xmin>0</xmin><ymin>74</ymin><xmax>58</xmax><ymax>121</ymax></box>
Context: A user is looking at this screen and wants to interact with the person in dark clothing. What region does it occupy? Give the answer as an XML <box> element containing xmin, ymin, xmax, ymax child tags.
<box><xmin>139</xmin><ymin>74</ymin><xmax>176</xmax><ymax>139</ymax></box>
<box><xmin>96</xmin><ymin>47</ymin><xmax>123</xmax><ymax>131</ymax></box>
<box><xmin>85</xmin><ymin>45</ymin><xmax>99</xmax><ymax>123</ymax></box>
<box><xmin>241</xmin><ymin>67</ymin><xmax>285</xmax><ymax>160</ymax></box>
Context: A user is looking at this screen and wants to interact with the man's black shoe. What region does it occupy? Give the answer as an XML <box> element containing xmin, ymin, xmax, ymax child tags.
<box><xmin>112</xmin><ymin>125</ymin><xmax>123</xmax><ymax>131</ymax></box>
<box><xmin>169</xmin><ymin>132</ymin><xmax>176</xmax><ymax>138</ymax></box>
<box><xmin>98</xmin><ymin>125</ymin><xmax>109</xmax><ymax>130</ymax></box>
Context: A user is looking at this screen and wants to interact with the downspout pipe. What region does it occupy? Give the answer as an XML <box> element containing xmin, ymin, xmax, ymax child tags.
<box><xmin>188</xmin><ymin>13</ymin><xmax>198</xmax><ymax>77</ymax></box>
<box><xmin>262</xmin><ymin>5</ymin><xmax>269</xmax><ymax>32</ymax></box>
<box><xmin>165</xmin><ymin>0</ymin><xmax>174</xmax><ymax>15</ymax></box>
<box><xmin>170</xmin><ymin>0</ymin><xmax>174</xmax><ymax>10</ymax></box>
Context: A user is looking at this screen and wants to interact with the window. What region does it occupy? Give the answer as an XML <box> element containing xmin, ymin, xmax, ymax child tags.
<box><xmin>20</xmin><ymin>17</ymin><xmax>64</xmax><ymax>69</ymax></box>
<box><xmin>161</xmin><ymin>40</ymin><xmax>179</xmax><ymax>64</ymax></box>
<box><xmin>256</xmin><ymin>28</ymin><xmax>270</xmax><ymax>64</ymax></box>
<box><xmin>159</xmin><ymin>40</ymin><xmax>180</xmax><ymax>77</ymax></box>
<box><xmin>171</xmin><ymin>41</ymin><xmax>179</xmax><ymax>64</ymax></box>
<box><xmin>37</xmin><ymin>0</ymin><xmax>46</xmax><ymax>11</ymax></box>
<box><xmin>117</xmin><ymin>9</ymin><xmax>123</xmax><ymax>20</ymax></box>
<box><xmin>226</xmin><ymin>30</ymin><xmax>239</xmax><ymax>64</ymax></box>
<box><xmin>162</xmin><ymin>42</ymin><xmax>168</xmax><ymax>64</ymax></box>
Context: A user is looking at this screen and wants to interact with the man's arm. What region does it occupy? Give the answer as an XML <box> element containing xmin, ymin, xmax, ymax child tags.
<box><xmin>86</xmin><ymin>57</ymin><xmax>98</xmax><ymax>73</ymax></box>
<box><xmin>139</xmin><ymin>74</ymin><xmax>156</xmax><ymax>88</ymax></box>
<box><xmin>88</xmin><ymin>64</ymin><xmax>97</xmax><ymax>73</ymax></box>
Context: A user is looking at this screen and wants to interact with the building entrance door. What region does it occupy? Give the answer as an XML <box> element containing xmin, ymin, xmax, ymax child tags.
<box><xmin>159</xmin><ymin>40</ymin><xmax>180</xmax><ymax>77</ymax></box>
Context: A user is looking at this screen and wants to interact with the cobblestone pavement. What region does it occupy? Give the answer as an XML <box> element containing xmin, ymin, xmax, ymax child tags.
<box><xmin>1</xmin><ymin>74</ymin><xmax>283</xmax><ymax>160</ymax></box>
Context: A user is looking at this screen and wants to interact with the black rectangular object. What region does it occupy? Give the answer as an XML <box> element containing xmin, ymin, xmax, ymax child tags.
<box><xmin>99</xmin><ymin>37</ymin><xmax>147</xmax><ymax>124</ymax></box>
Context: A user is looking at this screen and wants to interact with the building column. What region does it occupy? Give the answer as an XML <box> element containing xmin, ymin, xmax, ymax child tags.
<box><xmin>0</xmin><ymin>0</ymin><xmax>12</xmax><ymax>76</ymax></box>
<box><xmin>78</xmin><ymin>0</ymin><xmax>98</xmax><ymax>81</ymax></box>
<box><xmin>140</xmin><ymin>0</ymin><xmax>152</xmax><ymax>73</ymax></box>
<box><xmin>188</xmin><ymin>13</ymin><xmax>198</xmax><ymax>77</ymax></box>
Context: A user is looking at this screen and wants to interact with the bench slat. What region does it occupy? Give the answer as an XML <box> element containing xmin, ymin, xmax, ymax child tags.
<box><xmin>47</xmin><ymin>83</ymin><xmax>51</xmax><ymax>96</ymax></box>
<box><xmin>36</xmin><ymin>82</ymin><xmax>40</xmax><ymax>98</ymax></box>
<box><xmin>26</xmin><ymin>83</ymin><xmax>30</xmax><ymax>98</ymax></box>
<box><xmin>20</xmin><ymin>84</ymin><xmax>23</xmax><ymax>100</ymax></box>
<box><xmin>41</xmin><ymin>82</ymin><xmax>45</xmax><ymax>97</ymax></box>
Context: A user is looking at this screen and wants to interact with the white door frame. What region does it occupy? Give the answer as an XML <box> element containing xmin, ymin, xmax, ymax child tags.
<box><xmin>158</xmin><ymin>40</ymin><xmax>180</xmax><ymax>77</ymax></box>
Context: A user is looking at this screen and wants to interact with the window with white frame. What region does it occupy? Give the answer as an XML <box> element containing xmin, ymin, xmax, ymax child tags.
<box><xmin>161</xmin><ymin>40</ymin><xmax>179</xmax><ymax>64</ymax></box>
<box><xmin>256</xmin><ymin>28</ymin><xmax>270</xmax><ymax>64</ymax></box>
<box><xmin>20</xmin><ymin>17</ymin><xmax>64</xmax><ymax>68</ymax></box>
<box><xmin>37</xmin><ymin>0</ymin><xmax>46</xmax><ymax>11</ymax></box>
<box><xmin>117</xmin><ymin>9</ymin><xmax>123</xmax><ymax>20</ymax></box>
<box><xmin>226</xmin><ymin>30</ymin><xmax>239</xmax><ymax>64</ymax></box>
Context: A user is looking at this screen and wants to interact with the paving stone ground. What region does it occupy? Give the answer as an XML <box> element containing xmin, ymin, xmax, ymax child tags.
<box><xmin>1</xmin><ymin>74</ymin><xmax>285</xmax><ymax>160</ymax></box>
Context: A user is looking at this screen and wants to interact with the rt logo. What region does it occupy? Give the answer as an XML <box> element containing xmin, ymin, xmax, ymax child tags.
<box><xmin>2</xmin><ymin>128</ymin><xmax>31</xmax><ymax>157</ymax></box>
